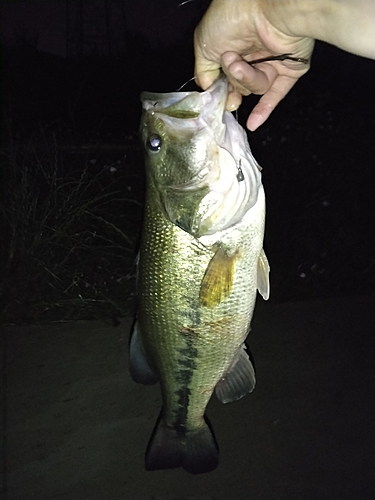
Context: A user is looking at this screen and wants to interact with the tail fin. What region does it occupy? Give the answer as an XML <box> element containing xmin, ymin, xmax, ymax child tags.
<box><xmin>145</xmin><ymin>413</ymin><xmax>219</xmax><ymax>474</ymax></box>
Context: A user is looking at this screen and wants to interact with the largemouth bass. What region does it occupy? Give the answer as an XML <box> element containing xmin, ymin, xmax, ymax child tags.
<box><xmin>130</xmin><ymin>74</ymin><xmax>270</xmax><ymax>474</ymax></box>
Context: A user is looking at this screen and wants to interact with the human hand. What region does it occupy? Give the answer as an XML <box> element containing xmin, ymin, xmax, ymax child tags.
<box><xmin>194</xmin><ymin>0</ymin><xmax>314</xmax><ymax>130</ymax></box>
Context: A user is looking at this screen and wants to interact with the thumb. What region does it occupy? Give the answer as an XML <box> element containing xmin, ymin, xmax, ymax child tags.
<box><xmin>194</xmin><ymin>61</ymin><xmax>221</xmax><ymax>90</ymax></box>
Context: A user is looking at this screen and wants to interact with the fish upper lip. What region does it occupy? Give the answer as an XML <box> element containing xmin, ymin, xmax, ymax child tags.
<box><xmin>141</xmin><ymin>74</ymin><xmax>228</xmax><ymax>117</ymax></box>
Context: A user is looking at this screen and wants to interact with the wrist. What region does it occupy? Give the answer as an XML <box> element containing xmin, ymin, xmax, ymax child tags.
<box><xmin>257</xmin><ymin>0</ymin><xmax>328</xmax><ymax>38</ymax></box>
<box><xmin>258</xmin><ymin>0</ymin><xmax>375</xmax><ymax>59</ymax></box>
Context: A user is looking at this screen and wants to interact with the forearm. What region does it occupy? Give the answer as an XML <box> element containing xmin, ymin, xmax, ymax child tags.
<box><xmin>260</xmin><ymin>0</ymin><xmax>375</xmax><ymax>59</ymax></box>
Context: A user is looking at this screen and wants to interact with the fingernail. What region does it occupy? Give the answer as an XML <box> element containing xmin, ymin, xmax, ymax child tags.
<box><xmin>247</xmin><ymin>113</ymin><xmax>263</xmax><ymax>131</ymax></box>
<box><xmin>228</xmin><ymin>102</ymin><xmax>238</xmax><ymax>111</ymax></box>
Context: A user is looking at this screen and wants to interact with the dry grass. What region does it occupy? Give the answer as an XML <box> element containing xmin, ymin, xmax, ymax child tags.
<box><xmin>1</xmin><ymin>124</ymin><xmax>143</xmax><ymax>323</ymax></box>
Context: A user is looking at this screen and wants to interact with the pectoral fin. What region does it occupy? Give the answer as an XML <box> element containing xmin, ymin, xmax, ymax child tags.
<box><xmin>199</xmin><ymin>247</ymin><xmax>238</xmax><ymax>308</ymax></box>
<box><xmin>257</xmin><ymin>248</ymin><xmax>270</xmax><ymax>300</ymax></box>
<box><xmin>215</xmin><ymin>344</ymin><xmax>256</xmax><ymax>403</ymax></box>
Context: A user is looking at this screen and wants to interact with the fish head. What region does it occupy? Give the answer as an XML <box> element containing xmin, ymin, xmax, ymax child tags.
<box><xmin>140</xmin><ymin>75</ymin><xmax>261</xmax><ymax>237</ymax></box>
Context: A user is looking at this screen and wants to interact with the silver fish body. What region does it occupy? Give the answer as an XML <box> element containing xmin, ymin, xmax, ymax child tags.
<box><xmin>130</xmin><ymin>75</ymin><xmax>270</xmax><ymax>474</ymax></box>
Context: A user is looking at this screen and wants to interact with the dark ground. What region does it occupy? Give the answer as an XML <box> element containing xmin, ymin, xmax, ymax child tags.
<box><xmin>2</xmin><ymin>295</ymin><xmax>375</xmax><ymax>499</ymax></box>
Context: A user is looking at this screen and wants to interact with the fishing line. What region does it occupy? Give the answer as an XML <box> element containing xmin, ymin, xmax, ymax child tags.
<box><xmin>174</xmin><ymin>76</ymin><xmax>200</xmax><ymax>92</ymax></box>
<box><xmin>247</xmin><ymin>53</ymin><xmax>309</xmax><ymax>66</ymax></box>
<box><xmin>174</xmin><ymin>68</ymin><xmax>219</xmax><ymax>92</ymax></box>
<box><xmin>178</xmin><ymin>0</ymin><xmax>196</xmax><ymax>6</ymax></box>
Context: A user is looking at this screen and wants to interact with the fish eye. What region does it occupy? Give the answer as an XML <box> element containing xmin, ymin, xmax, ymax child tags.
<box><xmin>147</xmin><ymin>134</ymin><xmax>162</xmax><ymax>152</ymax></box>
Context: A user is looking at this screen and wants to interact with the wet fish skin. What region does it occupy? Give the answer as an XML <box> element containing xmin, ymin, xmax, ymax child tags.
<box><xmin>130</xmin><ymin>75</ymin><xmax>269</xmax><ymax>474</ymax></box>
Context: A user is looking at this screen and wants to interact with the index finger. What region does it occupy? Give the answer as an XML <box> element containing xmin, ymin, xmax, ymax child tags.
<box><xmin>247</xmin><ymin>75</ymin><xmax>298</xmax><ymax>130</ymax></box>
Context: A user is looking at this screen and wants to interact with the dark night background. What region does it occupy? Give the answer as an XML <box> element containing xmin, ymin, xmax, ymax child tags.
<box><xmin>1</xmin><ymin>0</ymin><xmax>375</xmax><ymax>323</ymax></box>
<box><xmin>1</xmin><ymin>2</ymin><xmax>375</xmax><ymax>497</ymax></box>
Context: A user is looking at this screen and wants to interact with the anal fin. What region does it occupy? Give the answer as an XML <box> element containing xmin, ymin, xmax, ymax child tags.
<box><xmin>215</xmin><ymin>344</ymin><xmax>256</xmax><ymax>403</ymax></box>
